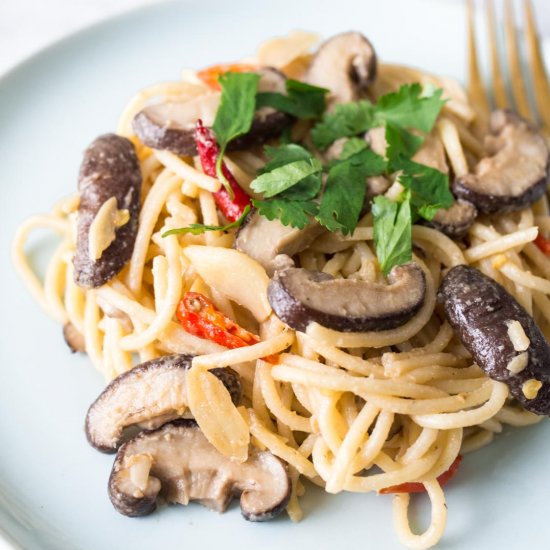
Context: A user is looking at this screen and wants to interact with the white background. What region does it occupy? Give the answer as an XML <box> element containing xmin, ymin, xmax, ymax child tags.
<box><xmin>1</xmin><ymin>0</ymin><xmax>550</xmax><ymax>76</ymax></box>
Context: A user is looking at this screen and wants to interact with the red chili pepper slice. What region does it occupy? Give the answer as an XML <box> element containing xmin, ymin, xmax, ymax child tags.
<box><xmin>197</xmin><ymin>63</ymin><xmax>257</xmax><ymax>90</ymax></box>
<box><xmin>194</xmin><ymin>120</ymin><xmax>252</xmax><ymax>222</ymax></box>
<box><xmin>177</xmin><ymin>292</ymin><xmax>260</xmax><ymax>349</ymax></box>
<box><xmin>380</xmin><ymin>455</ymin><xmax>463</xmax><ymax>494</ymax></box>
<box><xmin>535</xmin><ymin>234</ymin><xmax>550</xmax><ymax>256</ymax></box>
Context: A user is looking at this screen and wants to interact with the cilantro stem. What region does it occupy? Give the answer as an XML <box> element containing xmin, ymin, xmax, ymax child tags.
<box><xmin>215</xmin><ymin>145</ymin><xmax>234</xmax><ymax>200</ymax></box>
<box><xmin>162</xmin><ymin>205</ymin><xmax>250</xmax><ymax>237</ymax></box>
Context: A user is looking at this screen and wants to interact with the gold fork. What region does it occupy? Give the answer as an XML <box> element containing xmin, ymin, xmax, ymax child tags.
<box><xmin>466</xmin><ymin>0</ymin><xmax>550</xmax><ymax>135</ymax></box>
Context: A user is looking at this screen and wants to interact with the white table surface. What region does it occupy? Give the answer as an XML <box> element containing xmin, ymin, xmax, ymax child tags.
<box><xmin>0</xmin><ymin>0</ymin><xmax>161</xmax><ymax>76</ymax></box>
<box><xmin>1</xmin><ymin>0</ymin><xmax>550</xmax><ymax>77</ymax></box>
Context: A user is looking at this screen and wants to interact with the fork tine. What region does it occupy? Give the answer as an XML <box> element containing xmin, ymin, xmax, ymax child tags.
<box><xmin>523</xmin><ymin>0</ymin><xmax>550</xmax><ymax>129</ymax></box>
<box><xmin>466</xmin><ymin>0</ymin><xmax>490</xmax><ymax>115</ymax></box>
<box><xmin>504</xmin><ymin>0</ymin><xmax>533</xmax><ymax>120</ymax></box>
<box><xmin>485</xmin><ymin>0</ymin><xmax>509</xmax><ymax>109</ymax></box>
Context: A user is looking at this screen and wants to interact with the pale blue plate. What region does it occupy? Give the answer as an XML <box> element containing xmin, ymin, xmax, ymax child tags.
<box><xmin>0</xmin><ymin>1</ymin><xmax>549</xmax><ymax>548</ymax></box>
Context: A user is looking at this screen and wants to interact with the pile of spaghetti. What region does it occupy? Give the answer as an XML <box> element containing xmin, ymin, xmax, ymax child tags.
<box><xmin>12</xmin><ymin>31</ymin><xmax>550</xmax><ymax>549</ymax></box>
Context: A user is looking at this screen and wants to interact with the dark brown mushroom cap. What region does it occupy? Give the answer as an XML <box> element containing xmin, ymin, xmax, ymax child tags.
<box><xmin>133</xmin><ymin>108</ymin><xmax>291</xmax><ymax>157</ymax></box>
<box><xmin>438</xmin><ymin>265</ymin><xmax>550</xmax><ymax>415</ymax></box>
<box><xmin>85</xmin><ymin>355</ymin><xmax>241</xmax><ymax>453</ymax></box>
<box><xmin>305</xmin><ymin>31</ymin><xmax>377</xmax><ymax>104</ymax></box>
<box><xmin>452</xmin><ymin>110</ymin><xmax>549</xmax><ymax>214</ymax></box>
<box><xmin>108</xmin><ymin>419</ymin><xmax>291</xmax><ymax>521</ymax></box>
<box><xmin>423</xmin><ymin>199</ymin><xmax>477</xmax><ymax>239</ymax></box>
<box><xmin>132</xmin><ymin>103</ymin><xmax>199</xmax><ymax>156</ymax></box>
<box><xmin>267</xmin><ymin>262</ymin><xmax>426</xmax><ymax>333</ymax></box>
<box><xmin>73</xmin><ymin>134</ymin><xmax>141</xmax><ymax>288</ymax></box>
<box><xmin>132</xmin><ymin>67</ymin><xmax>293</xmax><ymax>156</ymax></box>
<box><xmin>234</xmin><ymin>208</ymin><xmax>325</xmax><ymax>276</ymax></box>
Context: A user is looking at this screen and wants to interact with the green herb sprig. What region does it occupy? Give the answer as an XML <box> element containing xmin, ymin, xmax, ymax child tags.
<box><xmin>162</xmin><ymin>206</ymin><xmax>250</xmax><ymax>237</ymax></box>
<box><xmin>372</xmin><ymin>195</ymin><xmax>413</xmax><ymax>276</ymax></box>
<box><xmin>210</xmin><ymin>74</ymin><xmax>451</xmax><ymax>276</ymax></box>
<box><xmin>311</xmin><ymin>83</ymin><xmax>445</xmax><ymax>154</ymax></box>
<box><xmin>212</xmin><ymin>73</ymin><xmax>260</xmax><ymax>196</ymax></box>
<box><xmin>256</xmin><ymin>79</ymin><xmax>329</xmax><ymax>119</ymax></box>
<box><xmin>209</xmin><ymin>73</ymin><xmax>327</xmax><ymax>197</ymax></box>
<box><xmin>249</xmin><ymin>83</ymin><xmax>451</xmax><ymax>274</ymax></box>
<box><xmin>251</xmin><ymin>145</ymin><xmax>322</xmax><ymax>229</ymax></box>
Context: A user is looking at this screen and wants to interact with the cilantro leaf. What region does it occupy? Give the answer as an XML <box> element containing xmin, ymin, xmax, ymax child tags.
<box><xmin>373</xmin><ymin>83</ymin><xmax>445</xmax><ymax>132</ymax></box>
<box><xmin>257</xmin><ymin>144</ymin><xmax>322</xmax><ymax>200</ymax></box>
<box><xmin>385</xmin><ymin>123</ymin><xmax>423</xmax><ymax>162</ymax></box>
<box><xmin>369</xmin><ymin>153</ymin><xmax>452</xmax><ymax>274</ymax></box>
<box><xmin>311</xmin><ymin>101</ymin><xmax>374</xmax><ymax>150</ymax></box>
<box><xmin>279</xmin><ymin>126</ymin><xmax>293</xmax><ymax>145</ymax></box>
<box><xmin>256</xmin><ymin>79</ymin><xmax>328</xmax><ymax>119</ymax></box>
<box><xmin>212</xmin><ymin>72</ymin><xmax>260</xmax><ymax>191</ymax></box>
<box><xmin>311</xmin><ymin>84</ymin><xmax>446</xmax><ymax>152</ymax></box>
<box><xmin>340</xmin><ymin>137</ymin><xmax>369</xmax><ymax>160</ymax></box>
<box><xmin>395</xmin><ymin>157</ymin><xmax>454</xmax><ymax>221</ymax></box>
<box><xmin>316</xmin><ymin>148</ymin><xmax>387</xmax><ymax>235</ymax></box>
<box><xmin>255</xmin><ymin>94</ymin><xmax>296</xmax><ymax>116</ymax></box>
<box><xmin>251</xmin><ymin>158</ymin><xmax>322</xmax><ymax>198</ymax></box>
<box><xmin>280</xmin><ymin>174</ymin><xmax>322</xmax><ymax>200</ymax></box>
<box><xmin>162</xmin><ymin>205</ymin><xmax>250</xmax><ymax>236</ymax></box>
<box><xmin>248</xmin><ymin>82</ymin><xmax>449</xmax><ymax>261</ymax></box>
<box><xmin>286</xmin><ymin>79</ymin><xmax>329</xmax><ymax>118</ymax></box>
<box><xmin>253</xmin><ymin>198</ymin><xmax>318</xmax><ymax>229</ymax></box>
<box><xmin>259</xmin><ymin>144</ymin><xmax>313</xmax><ymax>173</ymax></box>
<box><xmin>249</xmin><ymin>144</ymin><xmax>322</xmax><ymax>228</ymax></box>
<box><xmin>372</xmin><ymin>196</ymin><xmax>412</xmax><ymax>276</ymax></box>
<box><xmin>212</xmin><ymin>72</ymin><xmax>261</xmax><ymax>146</ymax></box>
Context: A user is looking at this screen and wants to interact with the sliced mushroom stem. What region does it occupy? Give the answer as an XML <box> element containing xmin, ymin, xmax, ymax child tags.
<box><xmin>109</xmin><ymin>420</ymin><xmax>291</xmax><ymax>521</ymax></box>
<box><xmin>234</xmin><ymin>208</ymin><xmax>325</xmax><ymax>276</ymax></box>
<box><xmin>411</xmin><ymin>132</ymin><xmax>448</xmax><ymax>174</ymax></box>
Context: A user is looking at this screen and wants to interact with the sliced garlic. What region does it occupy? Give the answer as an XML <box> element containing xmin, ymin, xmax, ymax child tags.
<box><xmin>184</xmin><ymin>245</ymin><xmax>271</xmax><ymax>322</ymax></box>
<box><xmin>127</xmin><ymin>453</ymin><xmax>153</xmax><ymax>492</ymax></box>
<box><xmin>88</xmin><ymin>197</ymin><xmax>130</xmax><ymax>261</ymax></box>
<box><xmin>522</xmin><ymin>379</ymin><xmax>542</xmax><ymax>400</ymax></box>
<box><xmin>506</xmin><ymin>352</ymin><xmax>529</xmax><ymax>374</ymax></box>
<box><xmin>506</xmin><ymin>320</ymin><xmax>530</xmax><ymax>352</ymax></box>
